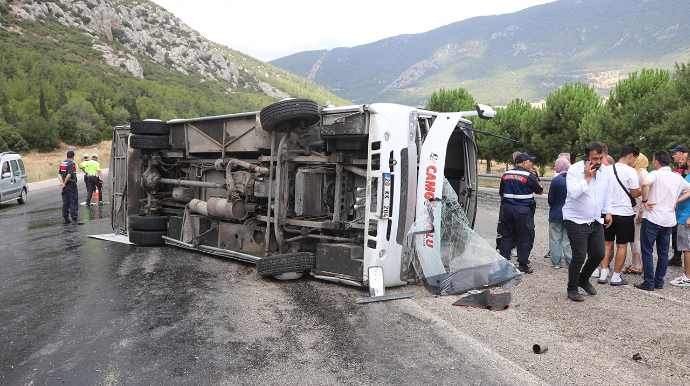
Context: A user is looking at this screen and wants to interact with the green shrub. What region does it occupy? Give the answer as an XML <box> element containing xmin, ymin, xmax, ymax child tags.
<box><xmin>3</xmin><ymin>99</ymin><xmax>49</xmax><ymax>152</ymax></box>
<box><xmin>0</xmin><ymin>136</ymin><xmax>8</xmax><ymax>153</ymax></box>
<box><xmin>111</xmin><ymin>28</ymin><xmax>128</xmax><ymax>43</ymax></box>
<box><xmin>53</xmin><ymin>97</ymin><xmax>105</xmax><ymax>145</ymax></box>
<box><xmin>0</xmin><ymin>3</ymin><xmax>11</xmax><ymax>16</ymax></box>
<box><xmin>144</xmin><ymin>44</ymin><xmax>156</xmax><ymax>56</ymax></box>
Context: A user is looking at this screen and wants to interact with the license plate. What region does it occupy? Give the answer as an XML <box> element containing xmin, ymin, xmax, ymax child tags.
<box><xmin>381</xmin><ymin>173</ymin><xmax>391</xmax><ymax>218</ymax></box>
<box><xmin>369</xmin><ymin>266</ymin><xmax>385</xmax><ymax>296</ymax></box>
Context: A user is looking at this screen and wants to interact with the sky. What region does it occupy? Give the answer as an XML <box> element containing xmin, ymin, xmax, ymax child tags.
<box><xmin>151</xmin><ymin>0</ymin><xmax>557</xmax><ymax>62</ymax></box>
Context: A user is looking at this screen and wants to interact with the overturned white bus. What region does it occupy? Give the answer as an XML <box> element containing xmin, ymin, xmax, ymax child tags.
<box><xmin>110</xmin><ymin>99</ymin><xmax>518</xmax><ymax>291</ymax></box>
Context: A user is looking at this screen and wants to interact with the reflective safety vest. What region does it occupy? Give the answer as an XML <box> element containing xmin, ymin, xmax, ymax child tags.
<box><xmin>501</xmin><ymin>169</ymin><xmax>534</xmax><ymax>205</ymax></box>
<box><xmin>83</xmin><ymin>160</ymin><xmax>100</xmax><ymax>175</ymax></box>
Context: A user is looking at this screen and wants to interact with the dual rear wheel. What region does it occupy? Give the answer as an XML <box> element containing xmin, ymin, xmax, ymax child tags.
<box><xmin>128</xmin><ymin>215</ymin><xmax>168</xmax><ymax>246</ymax></box>
<box><xmin>129</xmin><ymin>120</ymin><xmax>171</xmax><ymax>150</ymax></box>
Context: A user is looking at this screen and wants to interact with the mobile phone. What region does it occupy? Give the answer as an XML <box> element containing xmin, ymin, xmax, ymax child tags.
<box><xmin>583</xmin><ymin>155</ymin><xmax>589</xmax><ymax>163</ymax></box>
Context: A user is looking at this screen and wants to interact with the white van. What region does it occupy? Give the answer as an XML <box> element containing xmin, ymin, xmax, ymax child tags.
<box><xmin>0</xmin><ymin>152</ymin><xmax>28</xmax><ymax>205</ymax></box>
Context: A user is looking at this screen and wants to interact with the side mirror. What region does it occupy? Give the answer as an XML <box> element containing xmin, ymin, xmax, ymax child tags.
<box><xmin>475</xmin><ymin>104</ymin><xmax>496</xmax><ymax>120</ymax></box>
<box><xmin>2</xmin><ymin>172</ymin><xmax>11</xmax><ymax>179</ymax></box>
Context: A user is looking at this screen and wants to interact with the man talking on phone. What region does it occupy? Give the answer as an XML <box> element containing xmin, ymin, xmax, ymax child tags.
<box><xmin>562</xmin><ymin>142</ymin><xmax>613</xmax><ymax>302</ymax></box>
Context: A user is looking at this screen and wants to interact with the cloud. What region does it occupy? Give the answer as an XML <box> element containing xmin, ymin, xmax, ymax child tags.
<box><xmin>152</xmin><ymin>0</ymin><xmax>556</xmax><ymax>61</ymax></box>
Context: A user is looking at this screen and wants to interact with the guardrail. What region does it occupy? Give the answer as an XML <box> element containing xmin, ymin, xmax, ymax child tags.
<box><xmin>477</xmin><ymin>173</ymin><xmax>554</xmax><ymax>192</ymax></box>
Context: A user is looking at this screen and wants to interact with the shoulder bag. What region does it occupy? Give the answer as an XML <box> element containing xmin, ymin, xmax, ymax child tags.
<box><xmin>612</xmin><ymin>164</ymin><xmax>637</xmax><ymax>207</ymax></box>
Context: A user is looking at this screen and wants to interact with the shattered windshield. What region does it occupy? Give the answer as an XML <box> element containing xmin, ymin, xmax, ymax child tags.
<box><xmin>405</xmin><ymin>179</ymin><xmax>522</xmax><ymax>296</ymax></box>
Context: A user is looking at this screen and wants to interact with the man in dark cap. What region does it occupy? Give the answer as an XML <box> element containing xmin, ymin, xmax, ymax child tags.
<box><xmin>496</xmin><ymin>151</ymin><xmax>523</xmax><ymax>255</ymax></box>
<box><xmin>669</xmin><ymin>145</ymin><xmax>690</xmax><ymax>178</ymax></box>
<box><xmin>499</xmin><ymin>152</ymin><xmax>544</xmax><ymax>273</ymax></box>
<box><xmin>57</xmin><ymin>150</ymin><xmax>83</xmax><ymax>224</ymax></box>
<box><xmin>669</xmin><ymin>145</ymin><xmax>690</xmax><ymax>265</ymax></box>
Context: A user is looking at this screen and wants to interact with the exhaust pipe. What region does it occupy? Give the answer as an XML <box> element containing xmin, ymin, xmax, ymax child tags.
<box><xmin>188</xmin><ymin>197</ymin><xmax>248</xmax><ymax>221</ymax></box>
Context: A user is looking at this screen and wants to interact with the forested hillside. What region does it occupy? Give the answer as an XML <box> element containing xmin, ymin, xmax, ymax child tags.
<box><xmin>0</xmin><ymin>0</ymin><xmax>349</xmax><ymax>152</ymax></box>
<box><xmin>271</xmin><ymin>0</ymin><xmax>690</xmax><ymax>106</ymax></box>
<box><xmin>428</xmin><ymin>64</ymin><xmax>690</xmax><ymax>171</ymax></box>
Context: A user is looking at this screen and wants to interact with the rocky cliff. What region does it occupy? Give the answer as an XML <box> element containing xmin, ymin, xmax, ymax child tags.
<box><xmin>2</xmin><ymin>0</ymin><xmax>290</xmax><ymax>99</ymax></box>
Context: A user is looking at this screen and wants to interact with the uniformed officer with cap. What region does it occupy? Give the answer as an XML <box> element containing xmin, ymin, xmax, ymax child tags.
<box><xmin>58</xmin><ymin>150</ymin><xmax>83</xmax><ymax>224</ymax></box>
<box><xmin>84</xmin><ymin>153</ymin><xmax>104</xmax><ymax>205</ymax></box>
<box><xmin>79</xmin><ymin>153</ymin><xmax>91</xmax><ymax>192</ymax></box>
<box><xmin>499</xmin><ymin>152</ymin><xmax>544</xmax><ymax>273</ymax></box>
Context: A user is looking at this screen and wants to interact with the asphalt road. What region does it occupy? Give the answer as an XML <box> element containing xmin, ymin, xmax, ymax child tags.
<box><xmin>1</xmin><ymin>181</ymin><xmax>689</xmax><ymax>385</ymax></box>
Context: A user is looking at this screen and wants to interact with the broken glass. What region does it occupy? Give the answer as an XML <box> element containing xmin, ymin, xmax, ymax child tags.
<box><xmin>405</xmin><ymin>179</ymin><xmax>522</xmax><ymax>296</ymax></box>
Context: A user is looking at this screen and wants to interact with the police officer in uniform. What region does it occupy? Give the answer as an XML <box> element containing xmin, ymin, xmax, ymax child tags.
<box><xmin>58</xmin><ymin>150</ymin><xmax>83</xmax><ymax>224</ymax></box>
<box><xmin>496</xmin><ymin>151</ymin><xmax>523</xmax><ymax>253</ymax></box>
<box><xmin>79</xmin><ymin>153</ymin><xmax>91</xmax><ymax>193</ymax></box>
<box><xmin>84</xmin><ymin>153</ymin><xmax>104</xmax><ymax>205</ymax></box>
<box><xmin>499</xmin><ymin>152</ymin><xmax>544</xmax><ymax>273</ymax></box>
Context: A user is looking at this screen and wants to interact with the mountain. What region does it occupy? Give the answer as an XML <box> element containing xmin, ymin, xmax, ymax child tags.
<box><xmin>2</xmin><ymin>0</ymin><xmax>349</xmax><ymax>105</ymax></box>
<box><xmin>0</xmin><ymin>0</ymin><xmax>350</xmax><ymax>151</ymax></box>
<box><xmin>269</xmin><ymin>0</ymin><xmax>690</xmax><ymax>106</ymax></box>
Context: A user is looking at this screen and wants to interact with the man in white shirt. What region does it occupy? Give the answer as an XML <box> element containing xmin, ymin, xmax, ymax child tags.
<box><xmin>562</xmin><ymin>142</ymin><xmax>613</xmax><ymax>302</ymax></box>
<box><xmin>597</xmin><ymin>143</ymin><xmax>641</xmax><ymax>286</ymax></box>
<box><xmin>636</xmin><ymin>151</ymin><xmax>690</xmax><ymax>291</ymax></box>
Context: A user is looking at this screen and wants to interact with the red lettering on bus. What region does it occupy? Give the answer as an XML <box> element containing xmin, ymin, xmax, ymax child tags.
<box><xmin>425</xmin><ymin>165</ymin><xmax>437</xmax><ymax>200</ymax></box>
<box><xmin>425</xmin><ymin>233</ymin><xmax>434</xmax><ymax>247</ymax></box>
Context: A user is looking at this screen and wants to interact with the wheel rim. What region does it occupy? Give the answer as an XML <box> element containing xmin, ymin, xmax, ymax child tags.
<box><xmin>273</xmin><ymin>272</ymin><xmax>304</xmax><ymax>280</ymax></box>
<box><xmin>21</xmin><ymin>189</ymin><xmax>26</xmax><ymax>202</ymax></box>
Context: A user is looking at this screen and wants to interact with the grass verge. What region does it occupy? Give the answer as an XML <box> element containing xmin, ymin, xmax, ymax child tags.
<box><xmin>23</xmin><ymin>141</ymin><xmax>112</xmax><ymax>183</ymax></box>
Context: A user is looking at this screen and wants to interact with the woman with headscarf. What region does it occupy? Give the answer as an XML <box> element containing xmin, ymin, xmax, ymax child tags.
<box><xmin>548</xmin><ymin>157</ymin><xmax>572</xmax><ymax>268</ymax></box>
<box><xmin>623</xmin><ymin>153</ymin><xmax>649</xmax><ymax>274</ymax></box>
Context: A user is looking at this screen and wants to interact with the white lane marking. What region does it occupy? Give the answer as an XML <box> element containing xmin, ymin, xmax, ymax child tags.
<box><xmin>405</xmin><ymin>301</ymin><xmax>549</xmax><ymax>386</ymax></box>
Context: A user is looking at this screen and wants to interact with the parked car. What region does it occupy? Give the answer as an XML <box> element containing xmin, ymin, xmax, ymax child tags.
<box><xmin>0</xmin><ymin>151</ymin><xmax>28</xmax><ymax>205</ymax></box>
<box><xmin>110</xmin><ymin>99</ymin><xmax>496</xmax><ymax>288</ymax></box>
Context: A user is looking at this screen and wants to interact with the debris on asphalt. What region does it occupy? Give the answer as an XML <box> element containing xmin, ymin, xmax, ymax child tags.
<box><xmin>452</xmin><ymin>290</ymin><xmax>511</xmax><ymax>311</ymax></box>
<box><xmin>356</xmin><ymin>292</ymin><xmax>415</xmax><ymax>304</ymax></box>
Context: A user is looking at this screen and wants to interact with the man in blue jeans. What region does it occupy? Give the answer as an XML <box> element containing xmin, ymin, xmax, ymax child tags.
<box><xmin>548</xmin><ymin>157</ymin><xmax>572</xmax><ymax>268</ymax></box>
<box><xmin>562</xmin><ymin>142</ymin><xmax>612</xmax><ymax>302</ymax></box>
<box><xmin>636</xmin><ymin>151</ymin><xmax>690</xmax><ymax>290</ymax></box>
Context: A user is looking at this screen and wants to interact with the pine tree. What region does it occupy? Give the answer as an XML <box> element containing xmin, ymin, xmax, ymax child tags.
<box><xmin>39</xmin><ymin>87</ymin><xmax>48</xmax><ymax>119</ymax></box>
